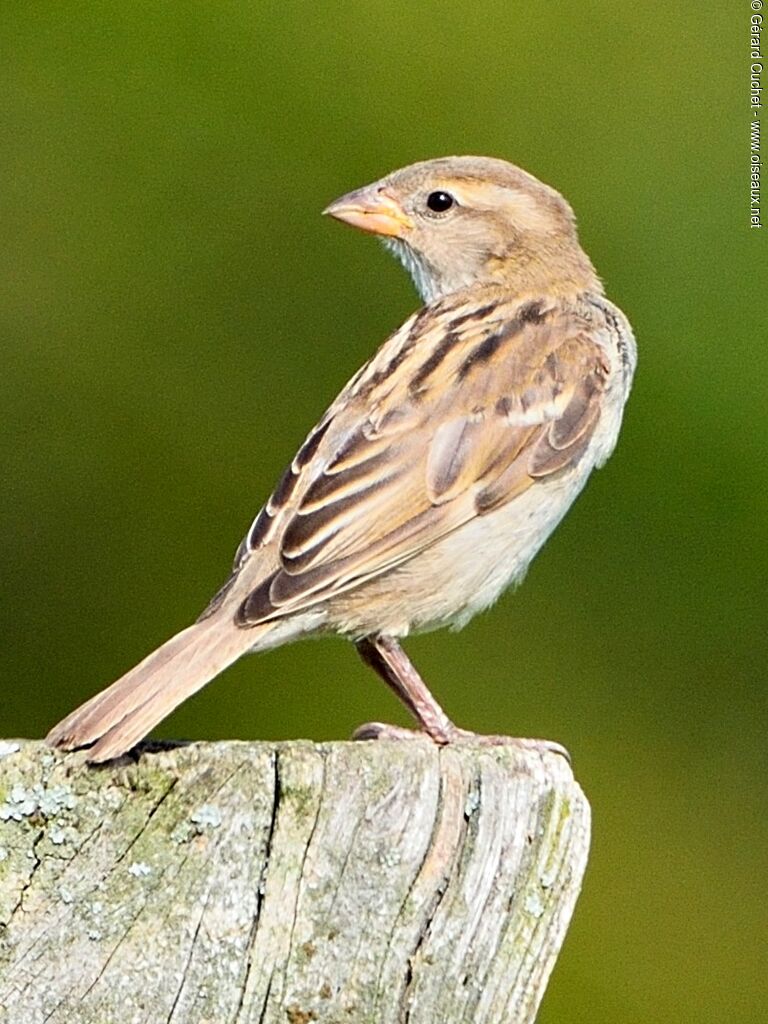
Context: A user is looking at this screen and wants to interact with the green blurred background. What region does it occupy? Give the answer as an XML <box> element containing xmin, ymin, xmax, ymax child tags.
<box><xmin>2</xmin><ymin>3</ymin><xmax>765</xmax><ymax>1020</ymax></box>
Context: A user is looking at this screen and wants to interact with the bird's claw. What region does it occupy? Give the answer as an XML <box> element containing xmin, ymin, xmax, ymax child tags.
<box><xmin>352</xmin><ymin>721</ymin><xmax>571</xmax><ymax>764</ymax></box>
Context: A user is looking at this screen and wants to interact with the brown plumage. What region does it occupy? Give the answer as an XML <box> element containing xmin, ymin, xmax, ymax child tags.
<box><xmin>47</xmin><ymin>155</ymin><xmax>636</xmax><ymax>762</ymax></box>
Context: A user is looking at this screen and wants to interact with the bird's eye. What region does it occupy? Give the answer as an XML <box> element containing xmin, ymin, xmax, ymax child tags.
<box><xmin>426</xmin><ymin>191</ymin><xmax>455</xmax><ymax>213</ymax></box>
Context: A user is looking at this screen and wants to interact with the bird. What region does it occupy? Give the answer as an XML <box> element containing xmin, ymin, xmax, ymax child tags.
<box><xmin>46</xmin><ymin>155</ymin><xmax>636</xmax><ymax>763</ymax></box>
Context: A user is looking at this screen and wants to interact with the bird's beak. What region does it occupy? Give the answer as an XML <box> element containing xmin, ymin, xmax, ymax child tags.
<box><xmin>323</xmin><ymin>186</ymin><xmax>413</xmax><ymax>238</ymax></box>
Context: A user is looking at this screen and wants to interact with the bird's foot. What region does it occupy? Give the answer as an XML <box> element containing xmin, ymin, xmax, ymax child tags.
<box><xmin>352</xmin><ymin>721</ymin><xmax>571</xmax><ymax>764</ymax></box>
<box><xmin>451</xmin><ymin>729</ymin><xmax>572</xmax><ymax>764</ymax></box>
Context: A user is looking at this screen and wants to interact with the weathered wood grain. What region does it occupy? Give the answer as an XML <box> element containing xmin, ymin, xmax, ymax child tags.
<box><xmin>0</xmin><ymin>738</ymin><xmax>589</xmax><ymax>1023</ymax></box>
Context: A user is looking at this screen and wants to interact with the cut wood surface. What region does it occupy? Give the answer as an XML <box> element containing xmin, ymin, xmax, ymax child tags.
<box><xmin>0</xmin><ymin>738</ymin><xmax>590</xmax><ymax>1023</ymax></box>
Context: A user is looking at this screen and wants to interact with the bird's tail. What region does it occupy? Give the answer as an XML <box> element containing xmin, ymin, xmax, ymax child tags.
<box><xmin>46</xmin><ymin>613</ymin><xmax>270</xmax><ymax>763</ymax></box>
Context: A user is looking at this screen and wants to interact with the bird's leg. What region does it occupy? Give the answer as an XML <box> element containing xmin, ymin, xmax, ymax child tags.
<box><xmin>354</xmin><ymin>634</ymin><xmax>457</xmax><ymax>744</ymax></box>
<box><xmin>353</xmin><ymin>634</ymin><xmax>572</xmax><ymax>762</ymax></box>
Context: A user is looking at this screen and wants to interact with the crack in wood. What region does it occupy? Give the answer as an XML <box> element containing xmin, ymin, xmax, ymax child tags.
<box><xmin>234</xmin><ymin>750</ymin><xmax>281</xmax><ymax>1024</ymax></box>
<box><xmin>256</xmin><ymin>973</ymin><xmax>273</xmax><ymax>1024</ymax></box>
<box><xmin>110</xmin><ymin>775</ymin><xmax>178</xmax><ymax>872</ymax></box>
<box><xmin>166</xmin><ymin>888</ymin><xmax>211</xmax><ymax>1023</ymax></box>
<box><xmin>9</xmin><ymin>826</ymin><xmax>45</xmax><ymax>921</ymax></box>
<box><xmin>274</xmin><ymin>746</ymin><xmax>327</xmax><ymax>1016</ymax></box>
<box><xmin>399</xmin><ymin>754</ymin><xmax>477</xmax><ymax>1024</ymax></box>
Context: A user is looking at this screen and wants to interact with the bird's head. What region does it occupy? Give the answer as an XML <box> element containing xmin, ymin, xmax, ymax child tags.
<box><xmin>324</xmin><ymin>155</ymin><xmax>601</xmax><ymax>303</ymax></box>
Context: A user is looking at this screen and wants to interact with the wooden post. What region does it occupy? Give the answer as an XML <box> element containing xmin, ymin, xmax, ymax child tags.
<box><xmin>0</xmin><ymin>739</ymin><xmax>589</xmax><ymax>1023</ymax></box>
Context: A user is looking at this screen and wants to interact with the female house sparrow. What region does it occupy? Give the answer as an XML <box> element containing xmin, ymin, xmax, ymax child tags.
<box><xmin>47</xmin><ymin>156</ymin><xmax>636</xmax><ymax>763</ymax></box>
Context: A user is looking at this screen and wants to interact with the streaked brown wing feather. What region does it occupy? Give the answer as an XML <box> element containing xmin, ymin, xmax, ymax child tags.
<box><xmin>236</xmin><ymin>293</ymin><xmax>609</xmax><ymax>626</ymax></box>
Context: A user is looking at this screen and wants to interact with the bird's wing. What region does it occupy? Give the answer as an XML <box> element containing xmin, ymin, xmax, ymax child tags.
<box><xmin>234</xmin><ymin>293</ymin><xmax>610</xmax><ymax>625</ymax></box>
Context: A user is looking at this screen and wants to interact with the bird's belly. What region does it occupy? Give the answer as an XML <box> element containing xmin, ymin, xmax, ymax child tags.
<box><xmin>329</xmin><ymin>461</ymin><xmax>594</xmax><ymax>640</ymax></box>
